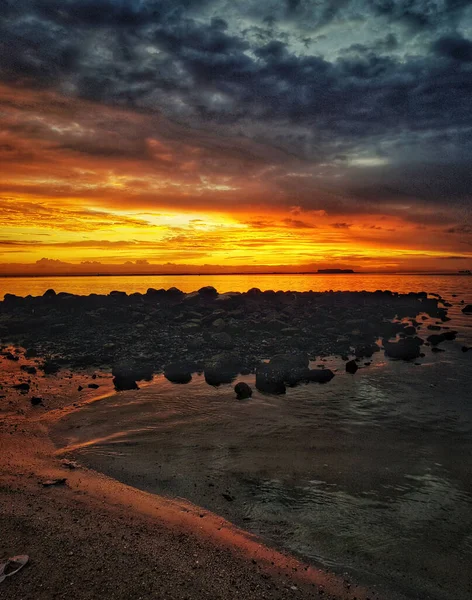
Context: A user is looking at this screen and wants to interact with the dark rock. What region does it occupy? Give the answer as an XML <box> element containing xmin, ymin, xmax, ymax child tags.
<box><xmin>112</xmin><ymin>362</ymin><xmax>153</xmax><ymax>382</ymax></box>
<box><xmin>113</xmin><ymin>375</ymin><xmax>139</xmax><ymax>391</ymax></box>
<box><xmin>21</xmin><ymin>365</ymin><xmax>37</xmax><ymax>375</ymax></box>
<box><xmin>431</xmin><ymin>347</ymin><xmax>445</xmax><ymax>353</ymax></box>
<box><xmin>42</xmin><ymin>359</ymin><xmax>60</xmax><ymax>374</ymax></box>
<box><xmin>88</xmin><ymin>383</ymin><xmax>100</xmax><ymax>389</ymax></box>
<box><xmin>42</xmin><ymin>478</ymin><xmax>67</xmax><ymax>487</ymax></box>
<box><xmin>77</xmin><ymin>385</ymin><xmax>83</xmax><ymax>391</ymax></box>
<box><xmin>403</xmin><ymin>325</ymin><xmax>417</xmax><ymax>336</ymax></box>
<box><xmin>255</xmin><ymin>363</ymin><xmax>286</xmax><ymax>394</ymax></box>
<box><xmin>222</xmin><ymin>493</ymin><xmax>235</xmax><ymax>502</ymax></box>
<box><xmin>166</xmin><ymin>287</ymin><xmax>184</xmax><ymax>297</ymax></box>
<box><xmin>4</xmin><ymin>352</ymin><xmax>19</xmax><ymax>361</ymax></box>
<box><xmin>198</xmin><ymin>286</ymin><xmax>218</xmax><ymax>299</ymax></box>
<box><xmin>234</xmin><ymin>382</ymin><xmax>252</xmax><ymax>399</ymax></box>
<box><xmin>109</xmin><ymin>290</ymin><xmax>127</xmax><ymax>297</ymax></box>
<box><xmin>427</xmin><ymin>325</ymin><xmax>441</xmax><ymax>331</ymax></box>
<box><xmin>13</xmin><ymin>382</ymin><xmax>30</xmax><ymax>392</ymax></box>
<box><xmin>461</xmin><ymin>346</ymin><xmax>470</xmax><ymax>352</ymax></box>
<box><xmin>443</xmin><ymin>330</ymin><xmax>457</xmax><ymax>341</ymax></box>
<box><xmin>345</xmin><ymin>360</ymin><xmax>358</xmax><ymax>374</ymax></box>
<box><xmin>43</xmin><ymin>289</ymin><xmax>56</xmax><ymax>298</ymax></box>
<box><xmin>427</xmin><ymin>333</ymin><xmax>447</xmax><ymax>346</ymax></box>
<box><xmin>211</xmin><ymin>332</ymin><xmax>234</xmax><ymax>349</ymax></box>
<box><xmin>30</xmin><ymin>396</ymin><xmax>43</xmax><ymax>406</ymax></box>
<box><xmin>303</xmin><ymin>368</ymin><xmax>335</xmax><ymax>383</ymax></box>
<box><xmin>384</xmin><ymin>337</ymin><xmax>423</xmax><ymax>360</ymax></box>
<box><xmin>164</xmin><ymin>361</ymin><xmax>193</xmax><ymax>384</ymax></box>
<box><xmin>354</xmin><ymin>343</ymin><xmax>379</xmax><ymax>358</ymax></box>
<box><xmin>204</xmin><ymin>353</ymin><xmax>241</xmax><ymax>386</ymax></box>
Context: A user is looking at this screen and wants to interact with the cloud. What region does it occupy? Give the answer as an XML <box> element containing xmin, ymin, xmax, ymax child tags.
<box><xmin>1</xmin><ymin>0</ymin><xmax>472</xmax><ymax>270</ymax></box>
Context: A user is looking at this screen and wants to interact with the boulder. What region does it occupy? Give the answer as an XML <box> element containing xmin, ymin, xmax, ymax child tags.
<box><xmin>462</xmin><ymin>304</ymin><xmax>472</xmax><ymax>314</ymax></box>
<box><xmin>42</xmin><ymin>359</ymin><xmax>60</xmax><ymax>374</ymax></box>
<box><xmin>164</xmin><ymin>361</ymin><xmax>194</xmax><ymax>384</ymax></box>
<box><xmin>354</xmin><ymin>343</ymin><xmax>379</xmax><ymax>358</ymax></box>
<box><xmin>211</xmin><ymin>332</ymin><xmax>234</xmax><ymax>349</ymax></box>
<box><xmin>113</xmin><ymin>375</ymin><xmax>139</xmax><ymax>391</ymax></box>
<box><xmin>204</xmin><ymin>353</ymin><xmax>241</xmax><ymax>386</ymax></box>
<box><xmin>427</xmin><ymin>333</ymin><xmax>446</xmax><ymax>346</ymax></box>
<box><xmin>255</xmin><ymin>363</ymin><xmax>286</xmax><ymax>394</ymax></box>
<box><xmin>234</xmin><ymin>382</ymin><xmax>252</xmax><ymax>399</ymax></box>
<box><xmin>384</xmin><ymin>337</ymin><xmax>423</xmax><ymax>360</ymax></box>
<box><xmin>212</xmin><ymin>318</ymin><xmax>226</xmax><ymax>332</ymax></box>
<box><xmin>198</xmin><ymin>286</ymin><xmax>218</xmax><ymax>299</ymax></box>
<box><xmin>303</xmin><ymin>368</ymin><xmax>335</xmax><ymax>383</ymax></box>
<box><xmin>345</xmin><ymin>360</ymin><xmax>358</xmax><ymax>374</ymax></box>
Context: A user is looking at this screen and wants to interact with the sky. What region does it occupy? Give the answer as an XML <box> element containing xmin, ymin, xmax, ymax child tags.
<box><xmin>1</xmin><ymin>0</ymin><xmax>472</xmax><ymax>273</ymax></box>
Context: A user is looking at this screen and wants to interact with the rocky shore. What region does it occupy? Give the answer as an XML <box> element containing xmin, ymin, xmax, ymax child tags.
<box><xmin>0</xmin><ymin>287</ymin><xmax>454</xmax><ymax>394</ymax></box>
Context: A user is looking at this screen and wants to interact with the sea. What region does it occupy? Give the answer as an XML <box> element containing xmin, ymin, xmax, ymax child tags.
<box><xmin>3</xmin><ymin>273</ymin><xmax>472</xmax><ymax>600</ymax></box>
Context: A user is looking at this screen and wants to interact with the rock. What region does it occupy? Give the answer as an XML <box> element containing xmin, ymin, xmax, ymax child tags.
<box><xmin>41</xmin><ymin>478</ymin><xmax>67</xmax><ymax>487</ymax></box>
<box><xmin>354</xmin><ymin>343</ymin><xmax>378</xmax><ymax>358</ymax></box>
<box><xmin>211</xmin><ymin>318</ymin><xmax>226</xmax><ymax>332</ymax></box>
<box><xmin>270</xmin><ymin>353</ymin><xmax>309</xmax><ymax>370</ymax></box>
<box><xmin>113</xmin><ymin>375</ymin><xmax>139</xmax><ymax>391</ymax></box>
<box><xmin>234</xmin><ymin>382</ymin><xmax>252</xmax><ymax>399</ymax></box>
<box><xmin>88</xmin><ymin>383</ymin><xmax>100</xmax><ymax>389</ymax></box>
<box><xmin>427</xmin><ymin>325</ymin><xmax>441</xmax><ymax>331</ymax></box>
<box><xmin>303</xmin><ymin>368</ymin><xmax>335</xmax><ymax>383</ymax></box>
<box><xmin>43</xmin><ymin>289</ymin><xmax>56</xmax><ymax>298</ymax></box>
<box><xmin>211</xmin><ymin>332</ymin><xmax>234</xmax><ymax>349</ymax></box>
<box><xmin>403</xmin><ymin>325</ymin><xmax>417</xmax><ymax>336</ymax></box>
<box><xmin>42</xmin><ymin>359</ymin><xmax>60</xmax><ymax>374</ymax></box>
<box><xmin>255</xmin><ymin>363</ymin><xmax>286</xmax><ymax>394</ymax></box>
<box><xmin>166</xmin><ymin>287</ymin><xmax>184</xmax><ymax>297</ymax></box>
<box><xmin>443</xmin><ymin>330</ymin><xmax>457</xmax><ymax>341</ymax></box>
<box><xmin>77</xmin><ymin>385</ymin><xmax>83</xmax><ymax>391</ymax></box>
<box><xmin>204</xmin><ymin>353</ymin><xmax>241</xmax><ymax>386</ymax></box>
<box><xmin>384</xmin><ymin>337</ymin><xmax>423</xmax><ymax>360</ymax></box>
<box><xmin>462</xmin><ymin>304</ymin><xmax>472</xmax><ymax>313</ymax></box>
<box><xmin>432</xmin><ymin>347</ymin><xmax>445</xmax><ymax>353</ymax></box>
<box><xmin>4</xmin><ymin>352</ymin><xmax>19</xmax><ymax>361</ymax></box>
<box><xmin>109</xmin><ymin>290</ymin><xmax>127</xmax><ymax>298</ymax></box>
<box><xmin>461</xmin><ymin>346</ymin><xmax>470</xmax><ymax>352</ymax></box>
<box><xmin>198</xmin><ymin>286</ymin><xmax>218</xmax><ymax>299</ymax></box>
<box><xmin>13</xmin><ymin>382</ymin><xmax>30</xmax><ymax>392</ymax></box>
<box><xmin>427</xmin><ymin>333</ymin><xmax>446</xmax><ymax>346</ymax></box>
<box><xmin>21</xmin><ymin>365</ymin><xmax>37</xmax><ymax>374</ymax></box>
<box><xmin>30</xmin><ymin>396</ymin><xmax>43</xmax><ymax>406</ymax></box>
<box><xmin>222</xmin><ymin>493</ymin><xmax>235</xmax><ymax>502</ymax></box>
<box><xmin>112</xmin><ymin>361</ymin><xmax>153</xmax><ymax>382</ymax></box>
<box><xmin>164</xmin><ymin>361</ymin><xmax>193</xmax><ymax>384</ymax></box>
<box><xmin>345</xmin><ymin>360</ymin><xmax>358</xmax><ymax>374</ymax></box>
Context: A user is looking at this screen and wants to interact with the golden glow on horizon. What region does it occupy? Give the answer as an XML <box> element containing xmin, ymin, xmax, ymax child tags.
<box><xmin>1</xmin><ymin>83</ymin><xmax>471</xmax><ymax>274</ymax></box>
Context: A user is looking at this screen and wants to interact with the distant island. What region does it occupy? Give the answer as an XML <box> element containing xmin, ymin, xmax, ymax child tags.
<box><xmin>317</xmin><ymin>269</ymin><xmax>355</xmax><ymax>274</ymax></box>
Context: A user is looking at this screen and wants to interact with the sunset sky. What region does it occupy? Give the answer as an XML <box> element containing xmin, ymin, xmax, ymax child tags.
<box><xmin>1</xmin><ymin>0</ymin><xmax>472</xmax><ymax>273</ymax></box>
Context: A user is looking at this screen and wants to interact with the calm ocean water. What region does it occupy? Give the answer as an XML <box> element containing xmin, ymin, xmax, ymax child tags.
<box><xmin>39</xmin><ymin>274</ymin><xmax>472</xmax><ymax>599</ymax></box>
<box><xmin>1</xmin><ymin>272</ymin><xmax>472</xmax><ymax>298</ymax></box>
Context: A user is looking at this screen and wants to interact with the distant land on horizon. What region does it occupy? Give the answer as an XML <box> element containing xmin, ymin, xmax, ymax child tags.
<box><xmin>1</xmin><ymin>270</ymin><xmax>471</xmax><ymax>279</ymax></box>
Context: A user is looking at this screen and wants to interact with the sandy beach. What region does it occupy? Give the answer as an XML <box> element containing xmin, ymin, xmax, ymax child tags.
<box><xmin>0</xmin><ymin>356</ymin><xmax>379</xmax><ymax>600</ymax></box>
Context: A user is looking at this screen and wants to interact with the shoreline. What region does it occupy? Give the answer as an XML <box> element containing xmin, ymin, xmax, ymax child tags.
<box><xmin>0</xmin><ymin>361</ymin><xmax>380</xmax><ymax>600</ymax></box>
<box><xmin>1</xmin><ymin>287</ymin><xmax>467</xmax><ymax>599</ymax></box>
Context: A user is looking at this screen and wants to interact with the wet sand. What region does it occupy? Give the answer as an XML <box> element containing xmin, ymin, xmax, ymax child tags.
<box><xmin>0</xmin><ymin>360</ymin><xmax>379</xmax><ymax>600</ymax></box>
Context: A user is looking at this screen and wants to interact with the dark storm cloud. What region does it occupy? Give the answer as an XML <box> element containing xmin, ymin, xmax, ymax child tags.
<box><xmin>432</xmin><ymin>34</ymin><xmax>472</xmax><ymax>62</ymax></box>
<box><xmin>1</xmin><ymin>0</ymin><xmax>472</xmax><ymax>220</ymax></box>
